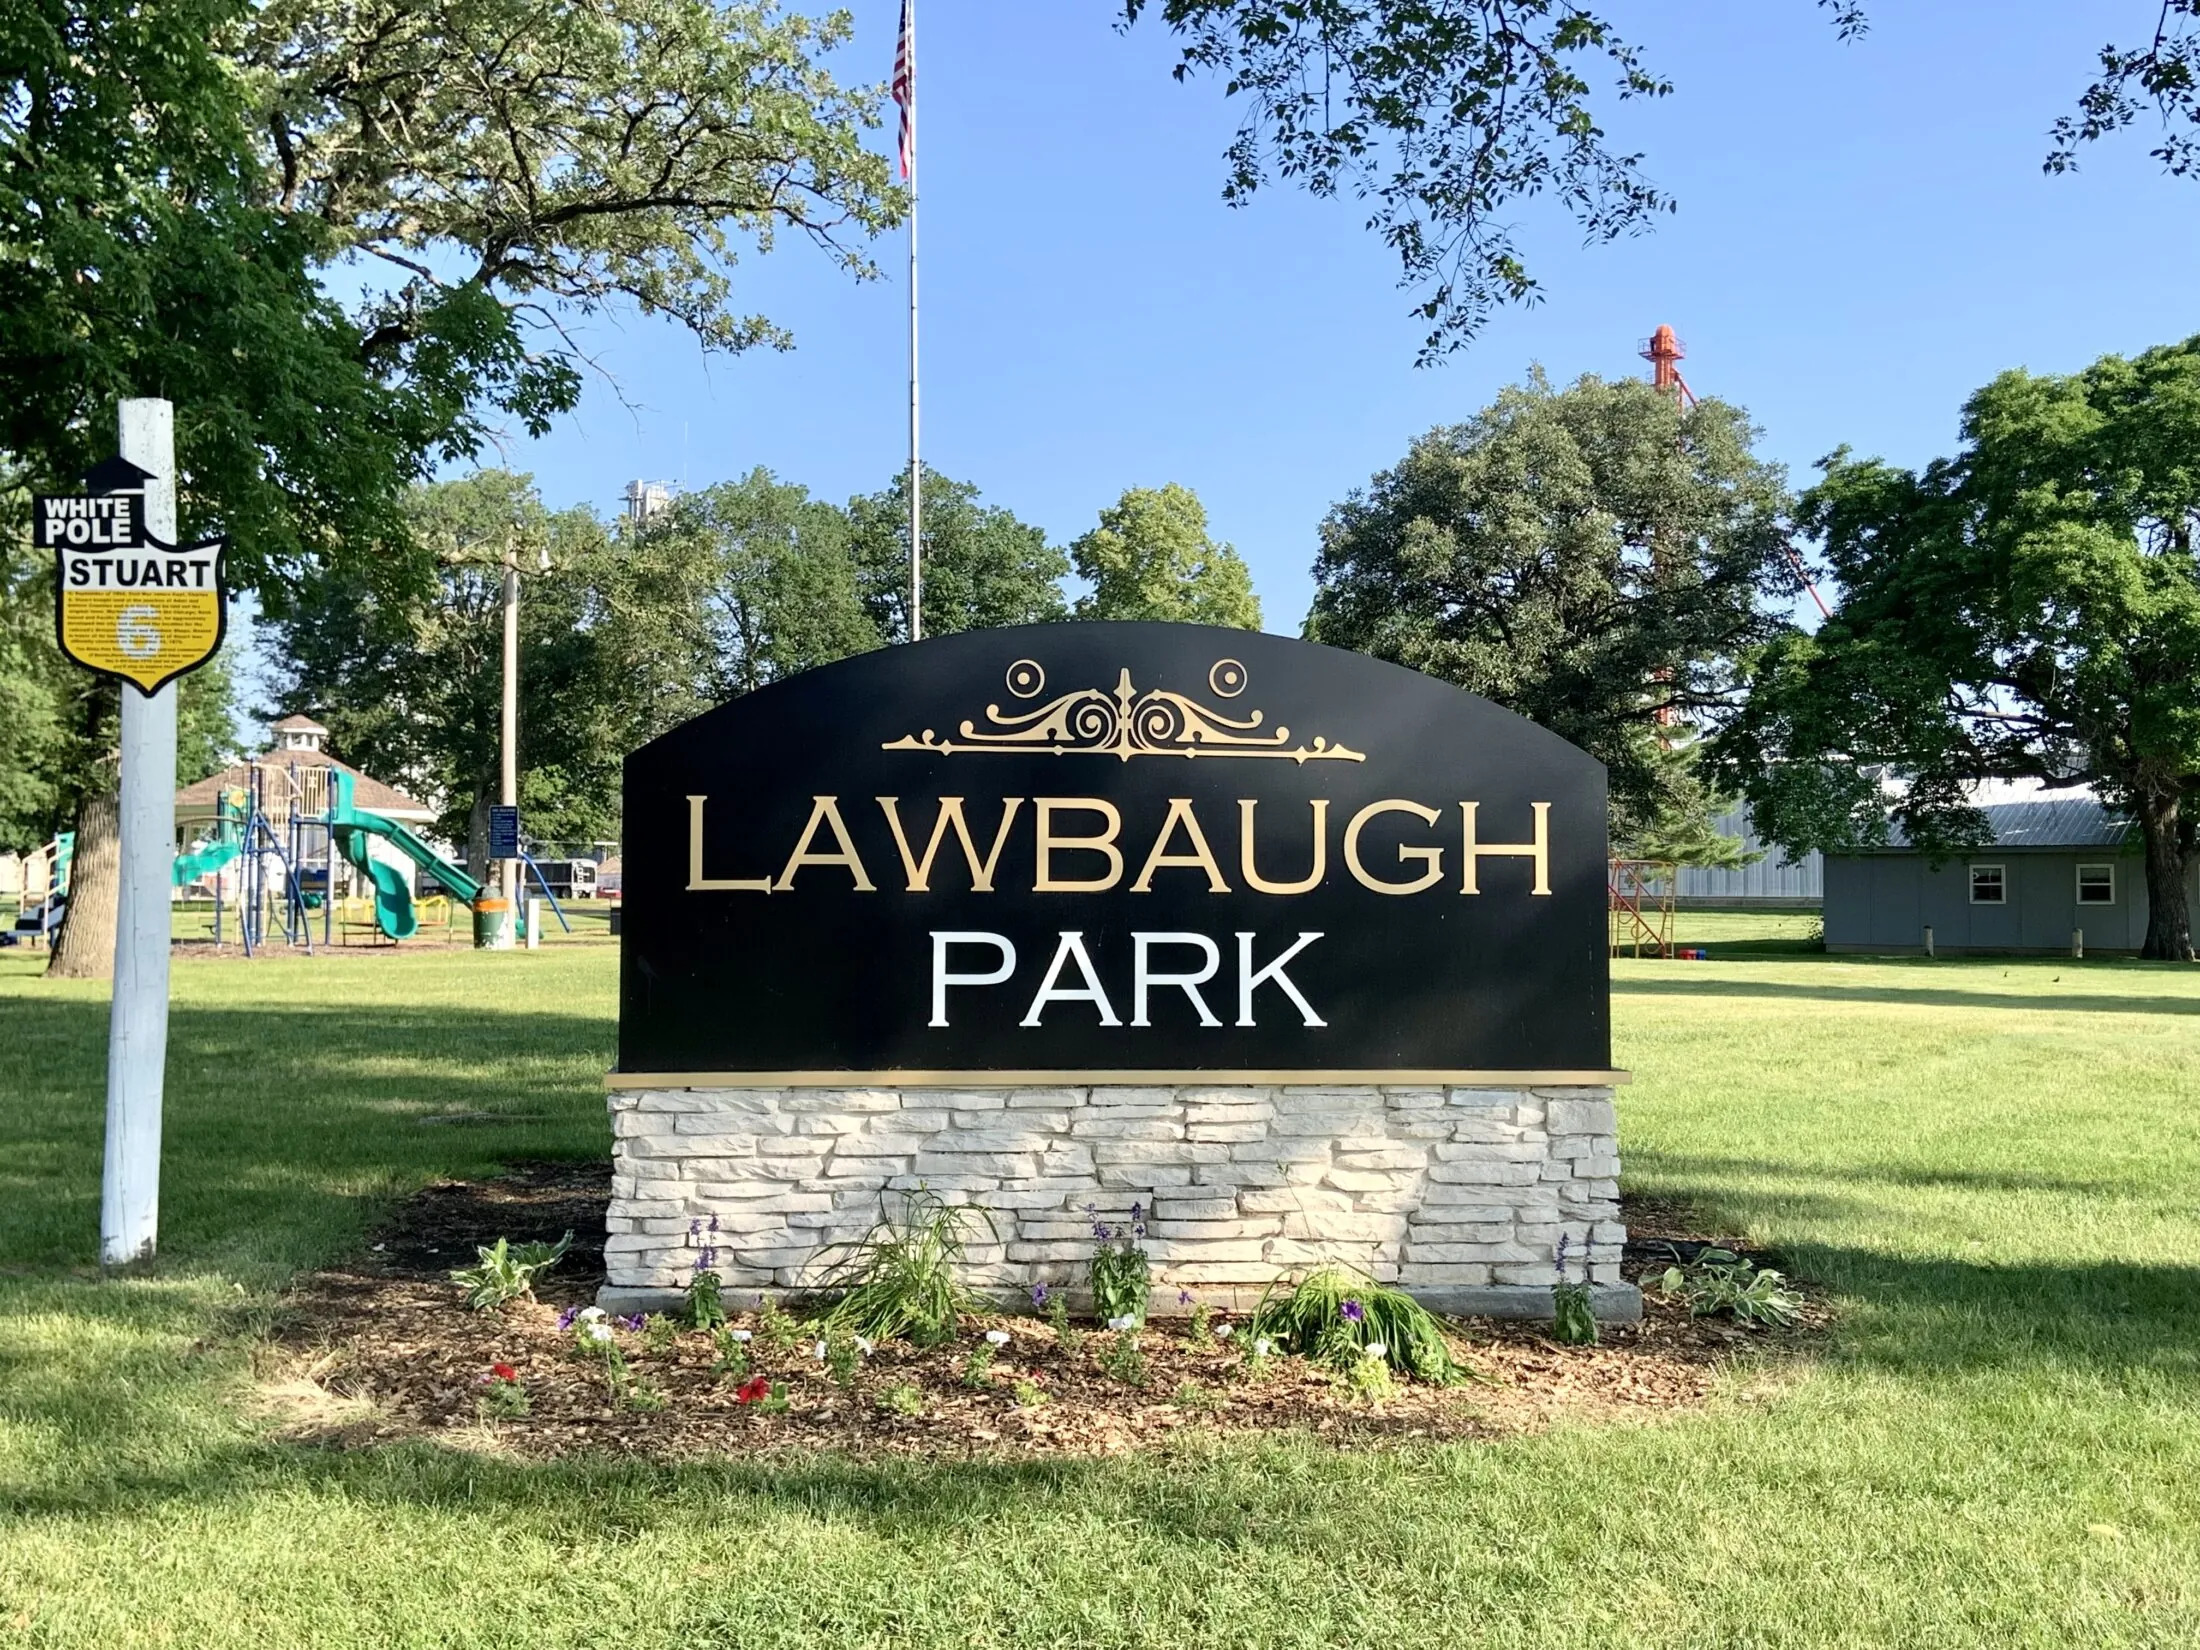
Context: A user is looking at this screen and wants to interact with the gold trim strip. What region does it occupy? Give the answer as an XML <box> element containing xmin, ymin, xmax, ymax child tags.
<box><xmin>605</xmin><ymin>1068</ymin><xmax>1630</xmax><ymax>1090</ymax></box>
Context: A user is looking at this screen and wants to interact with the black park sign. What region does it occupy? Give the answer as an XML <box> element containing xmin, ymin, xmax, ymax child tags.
<box><xmin>619</xmin><ymin>623</ymin><xmax>1612</xmax><ymax>1081</ymax></box>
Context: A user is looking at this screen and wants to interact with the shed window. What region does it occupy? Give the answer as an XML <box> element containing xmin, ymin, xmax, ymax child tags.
<box><xmin>2076</xmin><ymin>863</ymin><xmax>2115</xmax><ymax>905</ymax></box>
<box><xmin>1969</xmin><ymin>864</ymin><xmax>2006</xmax><ymax>905</ymax></box>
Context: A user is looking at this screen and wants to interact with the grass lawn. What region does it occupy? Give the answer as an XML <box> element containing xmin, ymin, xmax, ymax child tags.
<box><xmin>3</xmin><ymin>919</ymin><xmax>2198</xmax><ymax>1647</ymax></box>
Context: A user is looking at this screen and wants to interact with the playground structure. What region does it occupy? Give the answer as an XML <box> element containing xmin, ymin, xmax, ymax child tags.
<box><xmin>13</xmin><ymin>758</ymin><xmax>574</xmax><ymax>954</ymax></box>
<box><xmin>1609</xmin><ymin>859</ymin><xmax>1678</xmax><ymax>958</ymax></box>
<box><xmin>7</xmin><ymin>833</ymin><xmax>75</xmax><ymax>945</ymax></box>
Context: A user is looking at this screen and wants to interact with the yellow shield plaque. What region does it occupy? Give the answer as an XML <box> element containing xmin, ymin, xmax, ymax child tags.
<box><xmin>36</xmin><ymin>492</ymin><xmax>226</xmax><ymax>695</ymax></box>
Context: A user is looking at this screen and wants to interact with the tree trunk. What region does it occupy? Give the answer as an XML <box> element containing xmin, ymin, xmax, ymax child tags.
<box><xmin>47</xmin><ymin>789</ymin><xmax>121</xmax><ymax>980</ymax></box>
<box><xmin>2137</xmin><ymin>789</ymin><xmax>2196</xmax><ymax>962</ymax></box>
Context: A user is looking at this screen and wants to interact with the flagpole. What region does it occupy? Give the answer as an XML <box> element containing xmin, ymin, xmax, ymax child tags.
<box><xmin>905</xmin><ymin>0</ymin><xmax>922</xmax><ymax>643</ymax></box>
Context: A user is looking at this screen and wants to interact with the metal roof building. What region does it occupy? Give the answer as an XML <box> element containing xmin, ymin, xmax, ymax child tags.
<box><xmin>1676</xmin><ymin>804</ymin><xmax>1822</xmax><ymax>907</ymax></box>
<box><xmin>1824</xmin><ymin>795</ymin><xmax>2174</xmax><ymax>955</ymax></box>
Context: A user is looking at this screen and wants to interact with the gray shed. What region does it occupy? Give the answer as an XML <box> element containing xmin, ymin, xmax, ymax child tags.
<box><xmin>1824</xmin><ymin>798</ymin><xmax>2185</xmax><ymax>955</ymax></box>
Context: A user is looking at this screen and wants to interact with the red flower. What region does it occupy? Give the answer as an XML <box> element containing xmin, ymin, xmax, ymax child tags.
<box><xmin>735</xmin><ymin>1376</ymin><xmax>771</xmax><ymax>1405</ymax></box>
<box><xmin>490</xmin><ymin>1362</ymin><xmax>518</xmax><ymax>1382</ymax></box>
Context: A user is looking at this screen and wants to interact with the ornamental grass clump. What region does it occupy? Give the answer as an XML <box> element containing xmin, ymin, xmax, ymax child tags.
<box><xmin>1250</xmin><ymin>1266</ymin><xmax>1470</xmax><ymax>1384</ymax></box>
<box><xmin>818</xmin><ymin>1188</ymin><xmax>997</xmax><ymax>1346</ymax></box>
<box><xmin>448</xmin><ymin>1231</ymin><xmax>572</xmax><ymax>1311</ymax></box>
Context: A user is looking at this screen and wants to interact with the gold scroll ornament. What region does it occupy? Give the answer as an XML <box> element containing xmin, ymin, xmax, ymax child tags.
<box><xmin>884</xmin><ymin>658</ymin><xmax>1366</xmax><ymax>765</ymax></box>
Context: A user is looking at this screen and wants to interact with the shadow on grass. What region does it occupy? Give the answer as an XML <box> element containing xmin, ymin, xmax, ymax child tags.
<box><xmin>1639</xmin><ymin>1152</ymin><xmax>2124</xmax><ymax>1200</ymax></box>
<box><xmin>1614</xmin><ymin>974</ymin><xmax>2200</xmax><ymax>1016</ymax></box>
<box><xmin>0</xmin><ymin>993</ymin><xmax>614</xmax><ymax>1275</ymax></box>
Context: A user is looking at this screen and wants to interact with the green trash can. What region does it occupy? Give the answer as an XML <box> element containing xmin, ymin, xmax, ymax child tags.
<box><xmin>472</xmin><ymin>896</ymin><xmax>513</xmax><ymax>951</ymax></box>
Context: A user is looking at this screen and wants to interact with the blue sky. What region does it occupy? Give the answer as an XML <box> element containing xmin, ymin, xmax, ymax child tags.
<box><xmin>393</xmin><ymin>3</ymin><xmax>2200</xmax><ymax>637</ymax></box>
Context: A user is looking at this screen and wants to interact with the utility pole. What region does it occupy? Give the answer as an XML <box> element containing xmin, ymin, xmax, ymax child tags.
<box><xmin>103</xmin><ymin>398</ymin><xmax>177</xmax><ymax>1266</ymax></box>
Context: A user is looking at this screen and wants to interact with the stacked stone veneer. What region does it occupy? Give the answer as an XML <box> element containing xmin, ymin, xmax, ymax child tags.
<box><xmin>602</xmin><ymin>1083</ymin><xmax>1636</xmax><ymax>1320</ymax></box>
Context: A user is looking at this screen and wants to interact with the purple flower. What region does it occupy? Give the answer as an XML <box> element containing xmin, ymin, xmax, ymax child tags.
<box><xmin>688</xmin><ymin>1217</ymin><xmax>703</xmax><ymax>1237</ymax></box>
<box><xmin>1342</xmin><ymin>1298</ymin><xmax>1366</xmax><ymax>1324</ymax></box>
<box><xmin>1030</xmin><ymin>1283</ymin><xmax>1050</xmax><ymax>1307</ymax></box>
<box><xmin>618</xmin><ymin>1314</ymin><xmax>645</xmax><ymax>1332</ymax></box>
<box><xmin>1092</xmin><ymin>1220</ymin><xmax>1112</xmax><ymax>1241</ymax></box>
<box><xmin>1178</xmin><ymin>1289</ymin><xmax>1193</xmax><ymax>1306</ymax></box>
<box><xmin>556</xmin><ymin>1306</ymin><xmax>579</xmax><ymax>1331</ymax></box>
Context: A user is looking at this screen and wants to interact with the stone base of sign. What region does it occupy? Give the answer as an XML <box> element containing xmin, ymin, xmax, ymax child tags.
<box><xmin>598</xmin><ymin>1081</ymin><xmax>1638</xmax><ymax>1324</ymax></box>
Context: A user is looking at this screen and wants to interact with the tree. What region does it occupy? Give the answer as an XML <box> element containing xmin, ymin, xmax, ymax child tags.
<box><xmin>266</xmin><ymin>473</ymin><xmax>630</xmax><ymax>871</ymax></box>
<box><xmin>6</xmin><ymin>0</ymin><xmax>898</xmax><ymax>972</ymax></box>
<box><xmin>244</xmin><ymin>0</ymin><xmax>897</xmax><ymax>457</ymax></box>
<box><xmin>1305</xmin><ymin>371</ymin><xmax>1800</xmax><ymax>851</ymax></box>
<box><xmin>1071</xmin><ymin>483</ymin><xmax>1262</xmax><ymax>629</ymax></box>
<box><xmin>1125</xmin><ymin>3</ymin><xmax>2197</xmax><ymax>357</ymax></box>
<box><xmin>3</xmin><ymin>0</ymin><xmax>449</xmax><ymax>587</ymax></box>
<box><xmin>1715</xmin><ymin>338</ymin><xmax>2200</xmax><ymax>961</ymax></box>
<box><xmin>847</xmin><ymin>471</ymin><xmax>1068</xmax><ymax>643</ymax></box>
<box><xmin>637</xmin><ymin>470</ymin><xmax>880</xmax><ymax>698</ymax></box>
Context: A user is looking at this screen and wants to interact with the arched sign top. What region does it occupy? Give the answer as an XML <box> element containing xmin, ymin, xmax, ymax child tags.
<box><xmin>620</xmin><ymin>623</ymin><xmax>1611</xmax><ymax>1082</ymax></box>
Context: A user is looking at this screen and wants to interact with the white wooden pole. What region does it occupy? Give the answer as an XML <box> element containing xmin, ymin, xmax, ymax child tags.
<box><xmin>102</xmin><ymin>397</ymin><xmax>177</xmax><ymax>1267</ymax></box>
<box><xmin>500</xmin><ymin>553</ymin><xmax>520</xmax><ymax>911</ymax></box>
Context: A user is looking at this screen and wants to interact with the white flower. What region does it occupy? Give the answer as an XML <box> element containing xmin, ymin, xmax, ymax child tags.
<box><xmin>1253</xmin><ymin>1337</ymin><xmax>1273</xmax><ymax>1357</ymax></box>
<box><xmin>730</xmin><ymin>1329</ymin><xmax>753</xmax><ymax>1343</ymax></box>
<box><xmin>1106</xmin><ymin>1315</ymin><xmax>1138</xmax><ymax>1332</ymax></box>
<box><xmin>1213</xmin><ymin>1323</ymin><xmax>1234</xmax><ymax>1339</ymax></box>
<box><xmin>1363</xmin><ymin>1340</ymin><xmax>1387</xmax><ymax>1360</ymax></box>
<box><xmin>813</xmin><ymin>1340</ymin><xmax>828</xmax><ymax>1360</ymax></box>
<box><xmin>585</xmin><ymin>1323</ymin><xmax>613</xmax><ymax>1343</ymax></box>
<box><xmin>854</xmin><ymin>1336</ymin><xmax>875</xmax><ymax>1356</ymax></box>
<box><xmin>577</xmin><ymin>1306</ymin><xmax>607</xmax><ymax>1323</ymax></box>
<box><xmin>985</xmin><ymin>1329</ymin><xmax>1011</xmax><ymax>1347</ymax></box>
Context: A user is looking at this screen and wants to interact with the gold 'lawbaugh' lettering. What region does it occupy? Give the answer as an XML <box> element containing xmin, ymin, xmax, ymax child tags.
<box><xmin>684</xmin><ymin>794</ymin><xmax>1556</xmax><ymax>896</ymax></box>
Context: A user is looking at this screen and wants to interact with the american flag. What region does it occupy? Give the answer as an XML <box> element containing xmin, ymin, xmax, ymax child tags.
<box><xmin>892</xmin><ymin>0</ymin><xmax>914</xmax><ymax>180</ymax></box>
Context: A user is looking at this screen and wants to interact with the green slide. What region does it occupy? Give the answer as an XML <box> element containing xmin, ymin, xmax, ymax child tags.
<box><xmin>171</xmin><ymin>834</ymin><xmax>241</xmax><ymax>887</ymax></box>
<box><xmin>327</xmin><ymin>770</ymin><xmax>483</xmax><ymax>941</ymax></box>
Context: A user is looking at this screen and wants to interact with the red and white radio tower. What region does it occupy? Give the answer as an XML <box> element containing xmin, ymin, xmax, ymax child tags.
<box><xmin>1638</xmin><ymin>323</ymin><xmax>1831</xmax><ymax>619</ymax></box>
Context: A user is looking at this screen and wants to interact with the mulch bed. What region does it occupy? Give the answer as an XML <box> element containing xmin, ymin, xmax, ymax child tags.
<box><xmin>265</xmin><ymin>1162</ymin><xmax>1829</xmax><ymax>1460</ymax></box>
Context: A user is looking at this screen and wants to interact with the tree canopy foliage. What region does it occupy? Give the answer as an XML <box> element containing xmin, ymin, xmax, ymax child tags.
<box><xmin>847</xmin><ymin>471</ymin><xmax>1070</xmax><ymax>644</ymax></box>
<box><xmin>1126</xmin><ymin>2</ymin><xmax>2196</xmax><ymax>357</ymax></box>
<box><xmin>1072</xmin><ymin>483</ymin><xmax>1261</xmax><ymax>629</ymax></box>
<box><xmin>1305</xmin><ymin>372</ymin><xmax>1799</xmax><ymax>853</ymax></box>
<box><xmin>265</xmin><ymin>472</ymin><xmax>635</xmax><ymax>866</ymax></box>
<box><xmin>262</xmin><ymin>466</ymin><xmax>1267</xmax><ymax>857</ymax></box>
<box><xmin>1</xmin><ymin>0</ymin><xmax>450</xmax><ymax>590</ymax></box>
<box><xmin>1715</xmin><ymin>338</ymin><xmax>2200</xmax><ymax>960</ymax></box>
